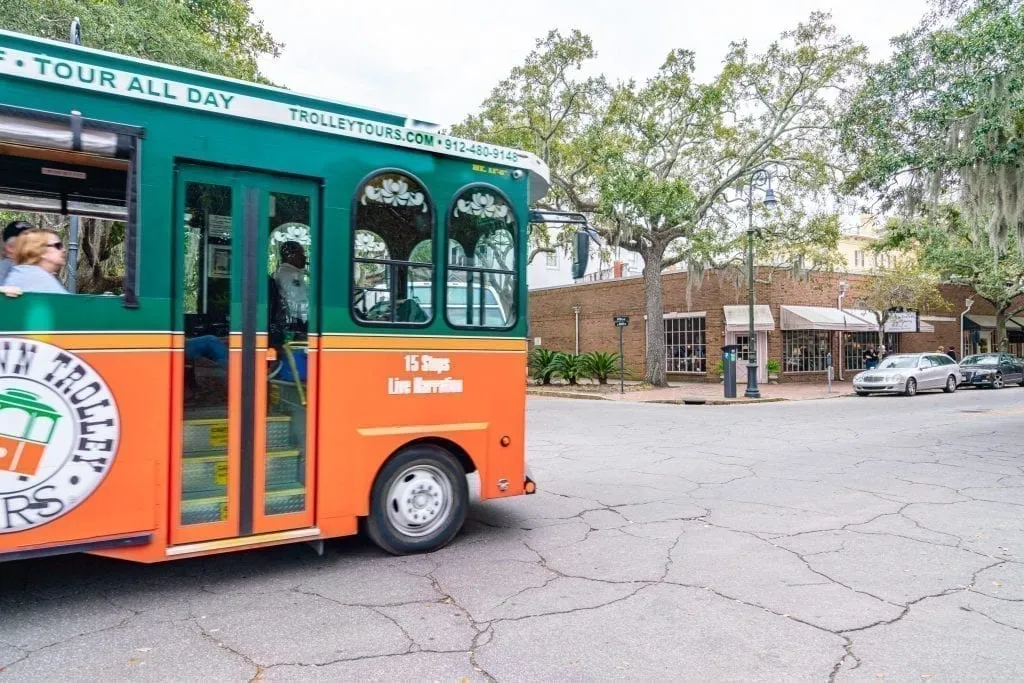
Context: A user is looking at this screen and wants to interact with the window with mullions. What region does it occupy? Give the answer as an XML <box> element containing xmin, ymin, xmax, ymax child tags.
<box><xmin>843</xmin><ymin>332</ymin><xmax>899</xmax><ymax>370</ymax></box>
<box><xmin>351</xmin><ymin>171</ymin><xmax>434</xmax><ymax>325</ymax></box>
<box><xmin>783</xmin><ymin>330</ymin><xmax>831</xmax><ymax>372</ymax></box>
<box><xmin>445</xmin><ymin>187</ymin><xmax>517</xmax><ymax>329</ymax></box>
<box><xmin>665</xmin><ymin>316</ymin><xmax>706</xmax><ymax>373</ymax></box>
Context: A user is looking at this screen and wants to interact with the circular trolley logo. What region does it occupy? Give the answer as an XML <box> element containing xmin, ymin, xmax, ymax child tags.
<box><xmin>0</xmin><ymin>338</ymin><xmax>120</xmax><ymax>533</ymax></box>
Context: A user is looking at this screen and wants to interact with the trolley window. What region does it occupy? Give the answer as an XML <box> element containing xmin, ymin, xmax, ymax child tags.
<box><xmin>445</xmin><ymin>185</ymin><xmax>517</xmax><ymax>330</ymax></box>
<box><xmin>350</xmin><ymin>170</ymin><xmax>435</xmax><ymax>325</ymax></box>
<box><xmin>0</xmin><ymin>105</ymin><xmax>141</xmax><ymax>305</ymax></box>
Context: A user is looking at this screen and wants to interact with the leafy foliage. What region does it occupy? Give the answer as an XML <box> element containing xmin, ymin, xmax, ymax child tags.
<box><xmin>460</xmin><ymin>15</ymin><xmax>864</xmax><ymax>386</ymax></box>
<box><xmin>551</xmin><ymin>352</ymin><xmax>590</xmax><ymax>385</ymax></box>
<box><xmin>580</xmin><ymin>351</ymin><xmax>622</xmax><ymax>384</ymax></box>
<box><xmin>854</xmin><ymin>258</ymin><xmax>950</xmax><ymax>346</ymax></box>
<box><xmin>881</xmin><ymin>206</ymin><xmax>1024</xmax><ymax>348</ymax></box>
<box><xmin>840</xmin><ymin>0</ymin><xmax>1024</xmax><ymax>254</ymax></box>
<box><xmin>528</xmin><ymin>347</ymin><xmax>558</xmax><ymax>385</ymax></box>
<box><xmin>0</xmin><ymin>0</ymin><xmax>281</xmax><ymax>83</ymax></box>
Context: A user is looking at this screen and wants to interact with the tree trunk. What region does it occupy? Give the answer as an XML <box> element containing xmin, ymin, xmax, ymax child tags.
<box><xmin>996</xmin><ymin>310</ymin><xmax>1008</xmax><ymax>352</ymax></box>
<box><xmin>640</xmin><ymin>242</ymin><xmax>668</xmax><ymax>387</ymax></box>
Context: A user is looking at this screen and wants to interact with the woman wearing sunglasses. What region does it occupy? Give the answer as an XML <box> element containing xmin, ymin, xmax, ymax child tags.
<box><xmin>2</xmin><ymin>229</ymin><xmax>68</xmax><ymax>296</ymax></box>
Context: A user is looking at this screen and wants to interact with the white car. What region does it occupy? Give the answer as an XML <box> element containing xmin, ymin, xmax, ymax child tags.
<box><xmin>853</xmin><ymin>353</ymin><xmax>963</xmax><ymax>397</ymax></box>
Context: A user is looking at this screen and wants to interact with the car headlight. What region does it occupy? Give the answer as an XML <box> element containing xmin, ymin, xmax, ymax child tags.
<box><xmin>892</xmin><ymin>374</ymin><xmax>905</xmax><ymax>382</ymax></box>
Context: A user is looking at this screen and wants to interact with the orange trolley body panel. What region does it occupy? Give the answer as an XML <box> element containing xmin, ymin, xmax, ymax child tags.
<box><xmin>0</xmin><ymin>335</ymin><xmax>167</xmax><ymax>560</ymax></box>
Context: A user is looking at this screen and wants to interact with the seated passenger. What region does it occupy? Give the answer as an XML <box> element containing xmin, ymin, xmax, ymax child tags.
<box><xmin>3</xmin><ymin>229</ymin><xmax>68</xmax><ymax>294</ymax></box>
<box><xmin>0</xmin><ymin>220</ymin><xmax>31</xmax><ymax>284</ymax></box>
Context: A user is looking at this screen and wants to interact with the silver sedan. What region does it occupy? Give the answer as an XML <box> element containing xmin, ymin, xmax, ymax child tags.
<box><xmin>853</xmin><ymin>353</ymin><xmax>964</xmax><ymax>397</ymax></box>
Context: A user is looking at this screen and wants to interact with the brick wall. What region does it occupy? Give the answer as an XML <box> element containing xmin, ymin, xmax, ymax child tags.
<box><xmin>528</xmin><ymin>269</ymin><xmax>990</xmax><ymax>383</ymax></box>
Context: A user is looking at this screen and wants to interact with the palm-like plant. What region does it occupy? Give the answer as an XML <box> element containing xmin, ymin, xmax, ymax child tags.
<box><xmin>581</xmin><ymin>351</ymin><xmax>622</xmax><ymax>384</ymax></box>
<box><xmin>552</xmin><ymin>352</ymin><xmax>590</xmax><ymax>385</ymax></box>
<box><xmin>528</xmin><ymin>347</ymin><xmax>558</xmax><ymax>385</ymax></box>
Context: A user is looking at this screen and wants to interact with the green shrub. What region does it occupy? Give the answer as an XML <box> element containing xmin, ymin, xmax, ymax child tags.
<box><xmin>766</xmin><ymin>358</ymin><xmax>781</xmax><ymax>374</ymax></box>
<box><xmin>528</xmin><ymin>347</ymin><xmax>558</xmax><ymax>385</ymax></box>
<box><xmin>552</xmin><ymin>352</ymin><xmax>590</xmax><ymax>385</ymax></box>
<box><xmin>581</xmin><ymin>351</ymin><xmax>622</xmax><ymax>384</ymax></box>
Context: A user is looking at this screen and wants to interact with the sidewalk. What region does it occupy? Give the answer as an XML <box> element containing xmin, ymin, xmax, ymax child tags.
<box><xmin>527</xmin><ymin>379</ymin><xmax>854</xmax><ymax>405</ymax></box>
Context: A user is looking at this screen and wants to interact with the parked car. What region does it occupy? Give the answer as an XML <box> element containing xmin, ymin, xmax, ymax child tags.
<box><xmin>852</xmin><ymin>353</ymin><xmax>963</xmax><ymax>397</ymax></box>
<box><xmin>958</xmin><ymin>353</ymin><xmax>1024</xmax><ymax>388</ymax></box>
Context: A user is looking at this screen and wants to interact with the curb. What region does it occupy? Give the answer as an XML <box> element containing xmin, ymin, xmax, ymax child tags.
<box><xmin>527</xmin><ymin>389</ymin><xmax>856</xmax><ymax>404</ymax></box>
<box><xmin>643</xmin><ymin>397</ymin><xmax>789</xmax><ymax>406</ymax></box>
<box><xmin>526</xmin><ymin>389</ymin><xmax>610</xmax><ymax>401</ymax></box>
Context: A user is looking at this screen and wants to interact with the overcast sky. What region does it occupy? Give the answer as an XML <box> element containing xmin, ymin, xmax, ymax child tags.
<box><xmin>249</xmin><ymin>0</ymin><xmax>930</xmax><ymax>127</ymax></box>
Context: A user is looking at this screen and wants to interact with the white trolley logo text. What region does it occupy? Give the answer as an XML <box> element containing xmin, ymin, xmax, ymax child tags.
<box><xmin>0</xmin><ymin>339</ymin><xmax>120</xmax><ymax>533</ymax></box>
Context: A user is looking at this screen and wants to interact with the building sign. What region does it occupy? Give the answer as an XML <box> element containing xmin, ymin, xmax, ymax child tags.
<box><xmin>884</xmin><ymin>311</ymin><xmax>919</xmax><ymax>333</ymax></box>
<box><xmin>0</xmin><ymin>339</ymin><xmax>120</xmax><ymax>533</ymax></box>
<box><xmin>0</xmin><ymin>39</ymin><xmax>545</xmax><ymax>175</ymax></box>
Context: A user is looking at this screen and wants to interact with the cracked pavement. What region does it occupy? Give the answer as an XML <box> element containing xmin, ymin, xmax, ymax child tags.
<box><xmin>2</xmin><ymin>388</ymin><xmax>1023</xmax><ymax>680</ymax></box>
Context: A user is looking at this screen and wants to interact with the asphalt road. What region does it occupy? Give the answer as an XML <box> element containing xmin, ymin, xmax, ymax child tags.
<box><xmin>2</xmin><ymin>386</ymin><xmax>1023</xmax><ymax>681</ymax></box>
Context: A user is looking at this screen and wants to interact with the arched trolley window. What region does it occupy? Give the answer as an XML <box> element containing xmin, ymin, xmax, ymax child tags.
<box><xmin>445</xmin><ymin>186</ymin><xmax>517</xmax><ymax>330</ymax></box>
<box><xmin>351</xmin><ymin>170</ymin><xmax>435</xmax><ymax>325</ymax></box>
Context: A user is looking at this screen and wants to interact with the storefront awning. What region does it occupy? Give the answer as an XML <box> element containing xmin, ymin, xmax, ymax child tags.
<box><xmin>964</xmin><ymin>314</ymin><xmax>1024</xmax><ymax>331</ymax></box>
<box><xmin>844</xmin><ymin>308</ymin><xmax>935</xmax><ymax>334</ymax></box>
<box><xmin>723</xmin><ymin>305</ymin><xmax>775</xmax><ymax>332</ymax></box>
<box><xmin>780</xmin><ymin>305</ymin><xmax>876</xmax><ymax>331</ymax></box>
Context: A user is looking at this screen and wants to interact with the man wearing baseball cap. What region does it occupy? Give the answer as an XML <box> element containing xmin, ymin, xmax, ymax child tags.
<box><xmin>0</xmin><ymin>220</ymin><xmax>31</xmax><ymax>284</ymax></box>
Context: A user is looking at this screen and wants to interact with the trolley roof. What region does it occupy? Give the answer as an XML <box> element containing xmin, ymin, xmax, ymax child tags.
<box><xmin>0</xmin><ymin>30</ymin><xmax>551</xmax><ymax>199</ymax></box>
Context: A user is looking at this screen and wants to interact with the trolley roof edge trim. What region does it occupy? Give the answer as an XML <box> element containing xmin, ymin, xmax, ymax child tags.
<box><xmin>0</xmin><ymin>30</ymin><xmax>551</xmax><ymax>197</ymax></box>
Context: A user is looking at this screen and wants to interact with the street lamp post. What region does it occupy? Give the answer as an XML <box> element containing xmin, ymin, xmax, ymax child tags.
<box><xmin>745</xmin><ymin>168</ymin><xmax>778</xmax><ymax>399</ymax></box>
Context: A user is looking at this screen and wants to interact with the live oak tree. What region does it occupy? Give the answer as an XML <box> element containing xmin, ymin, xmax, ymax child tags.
<box><xmin>841</xmin><ymin>0</ymin><xmax>1024</xmax><ymax>256</ymax></box>
<box><xmin>459</xmin><ymin>16</ymin><xmax>863</xmax><ymax>386</ymax></box>
<box><xmin>0</xmin><ymin>0</ymin><xmax>280</xmax><ymax>292</ymax></box>
<box><xmin>593</xmin><ymin>14</ymin><xmax>865</xmax><ymax>385</ymax></box>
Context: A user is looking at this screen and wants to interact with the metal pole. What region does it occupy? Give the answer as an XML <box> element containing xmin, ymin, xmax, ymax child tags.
<box><xmin>67</xmin><ymin>216</ymin><xmax>79</xmax><ymax>293</ymax></box>
<box><xmin>745</xmin><ymin>175</ymin><xmax>760</xmax><ymax>399</ymax></box>
<box><xmin>619</xmin><ymin>326</ymin><xmax>625</xmax><ymax>395</ymax></box>
<box><xmin>573</xmin><ymin>304</ymin><xmax>581</xmax><ymax>355</ymax></box>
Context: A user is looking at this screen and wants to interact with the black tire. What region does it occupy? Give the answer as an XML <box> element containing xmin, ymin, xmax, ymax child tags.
<box><xmin>856</xmin><ymin>390</ymin><xmax>869</xmax><ymax>396</ymax></box>
<box><xmin>904</xmin><ymin>377</ymin><xmax>917</xmax><ymax>397</ymax></box>
<box><xmin>366</xmin><ymin>445</ymin><xmax>468</xmax><ymax>556</ymax></box>
<box><xmin>993</xmin><ymin>373</ymin><xmax>1005</xmax><ymax>389</ymax></box>
<box><xmin>943</xmin><ymin>375</ymin><xmax>957</xmax><ymax>393</ymax></box>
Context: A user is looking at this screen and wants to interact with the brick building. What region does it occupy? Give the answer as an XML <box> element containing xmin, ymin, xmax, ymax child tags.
<box><xmin>527</xmin><ymin>268</ymin><xmax>1014</xmax><ymax>384</ymax></box>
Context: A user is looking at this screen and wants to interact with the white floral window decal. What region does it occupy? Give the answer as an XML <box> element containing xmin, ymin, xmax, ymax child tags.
<box><xmin>362</xmin><ymin>176</ymin><xmax>427</xmax><ymax>212</ymax></box>
<box><xmin>270</xmin><ymin>222</ymin><xmax>311</xmax><ymax>248</ymax></box>
<box><xmin>453</xmin><ymin>192</ymin><xmax>514</xmax><ymax>225</ymax></box>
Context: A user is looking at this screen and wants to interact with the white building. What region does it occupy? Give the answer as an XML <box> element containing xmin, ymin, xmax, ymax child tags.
<box><xmin>527</xmin><ymin>239</ymin><xmax>645</xmax><ymax>290</ymax></box>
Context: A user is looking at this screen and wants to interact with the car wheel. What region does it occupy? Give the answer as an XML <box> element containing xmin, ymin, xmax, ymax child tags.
<box><xmin>993</xmin><ymin>373</ymin><xmax>1004</xmax><ymax>389</ymax></box>
<box><xmin>856</xmin><ymin>390</ymin><xmax>869</xmax><ymax>396</ymax></box>
<box><xmin>904</xmin><ymin>377</ymin><xmax>917</xmax><ymax>397</ymax></box>
<box><xmin>366</xmin><ymin>445</ymin><xmax>469</xmax><ymax>556</ymax></box>
<box><xmin>943</xmin><ymin>375</ymin><xmax>957</xmax><ymax>393</ymax></box>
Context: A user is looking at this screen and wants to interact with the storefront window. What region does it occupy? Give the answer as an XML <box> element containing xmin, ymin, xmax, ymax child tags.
<box><xmin>665</xmin><ymin>316</ymin><xmax>706</xmax><ymax>373</ymax></box>
<box><xmin>783</xmin><ymin>330</ymin><xmax>831</xmax><ymax>372</ymax></box>
<box><xmin>844</xmin><ymin>332</ymin><xmax>899</xmax><ymax>370</ymax></box>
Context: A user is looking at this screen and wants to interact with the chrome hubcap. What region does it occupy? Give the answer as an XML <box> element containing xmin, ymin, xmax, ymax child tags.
<box><xmin>386</xmin><ymin>464</ymin><xmax>453</xmax><ymax>538</ymax></box>
<box><xmin>995</xmin><ymin>375</ymin><xmax>1004</xmax><ymax>388</ymax></box>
